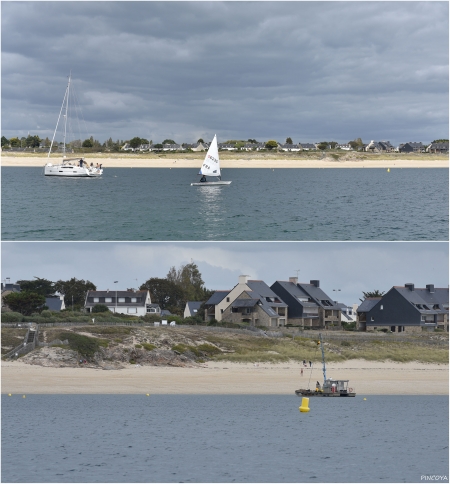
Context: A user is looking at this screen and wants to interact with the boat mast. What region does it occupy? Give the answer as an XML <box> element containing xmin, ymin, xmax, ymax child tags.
<box><xmin>48</xmin><ymin>74</ymin><xmax>70</xmax><ymax>159</ymax></box>
<box><xmin>319</xmin><ymin>333</ymin><xmax>327</xmax><ymax>384</ymax></box>
<box><xmin>62</xmin><ymin>73</ymin><xmax>71</xmax><ymax>157</ymax></box>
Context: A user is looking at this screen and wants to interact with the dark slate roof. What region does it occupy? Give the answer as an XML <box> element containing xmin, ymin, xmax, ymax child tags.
<box><xmin>297</xmin><ymin>283</ymin><xmax>340</xmax><ymax>309</ymax></box>
<box><xmin>247</xmin><ymin>280</ymin><xmax>286</xmax><ymax>305</ymax></box>
<box><xmin>161</xmin><ymin>309</ymin><xmax>172</xmax><ymax>316</ymax></box>
<box><xmin>85</xmin><ymin>290</ymin><xmax>148</xmax><ymax>307</ymax></box>
<box><xmin>186</xmin><ymin>301</ymin><xmax>203</xmax><ymax>313</ymax></box>
<box><xmin>357</xmin><ymin>298</ymin><xmax>382</xmax><ymax>312</ymax></box>
<box><xmin>45</xmin><ymin>297</ymin><xmax>64</xmax><ymax>311</ymax></box>
<box><xmin>394</xmin><ymin>287</ymin><xmax>448</xmax><ymax>311</ymax></box>
<box><xmin>206</xmin><ymin>291</ymin><xmax>229</xmax><ymax>305</ymax></box>
<box><xmin>246</xmin><ymin>291</ymin><xmax>284</xmax><ymax>317</ymax></box>
<box><xmin>231</xmin><ymin>298</ymin><xmax>261</xmax><ymax>308</ymax></box>
<box><xmin>299</xmin><ymin>143</ymin><xmax>316</xmax><ymax>149</ymax></box>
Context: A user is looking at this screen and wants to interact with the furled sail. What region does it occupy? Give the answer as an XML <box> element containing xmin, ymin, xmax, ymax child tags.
<box><xmin>200</xmin><ymin>135</ymin><xmax>221</xmax><ymax>177</ymax></box>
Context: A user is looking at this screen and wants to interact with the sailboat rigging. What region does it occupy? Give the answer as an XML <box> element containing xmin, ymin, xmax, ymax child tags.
<box><xmin>44</xmin><ymin>74</ymin><xmax>103</xmax><ymax>177</ymax></box>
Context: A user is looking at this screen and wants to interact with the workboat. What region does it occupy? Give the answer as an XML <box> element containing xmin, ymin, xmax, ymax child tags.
<box><xmin>295</xmin><ymin>333</ymin><xmax>356</xmax><ymax>397</ymax></box>
<box><xmin>44</xmin><ymin>74</ymin><xmax>103</xmax><ymax>177</ymax></box>
<box><xmin>191</xmin><ymin>134</ymin><xmax>231</xmax><ymax>186</ymax></box>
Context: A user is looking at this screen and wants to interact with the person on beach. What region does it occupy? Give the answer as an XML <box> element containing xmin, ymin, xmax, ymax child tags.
<box><xmin>309</xmin><ymin>361</ymin><xmax>312</xmax><ymax>367</ymax></box>
<box><xmin>301</xmin><ymin>368</ymin><xmax>303</xmax><ymax>376</ymax></box>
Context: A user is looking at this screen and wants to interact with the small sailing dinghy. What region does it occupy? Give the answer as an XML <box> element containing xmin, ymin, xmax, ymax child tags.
<box><xmin>44</xmin><ymin>74</ymin><xmax>103</xmax><ymax>177</ymax></box>
<box><xmin>191</xmin><ymin>135</ymin><xmax>231</xmax><ymax>186</ymax></box>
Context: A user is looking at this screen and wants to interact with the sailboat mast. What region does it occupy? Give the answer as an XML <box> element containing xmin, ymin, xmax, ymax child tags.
<box><xmin>319</xmin><ymin>333</ymin><xmax>327</xmax><ymax>384</ymax></box>
<box><xmin>48</xmin><ymin>74</ymin><xmax>70</xmax><ymax>158</ymax></box>
<box><xmin>62</xmin><ymin>74</ymin><xmax>71</xmax><ymax>156</ymax></box>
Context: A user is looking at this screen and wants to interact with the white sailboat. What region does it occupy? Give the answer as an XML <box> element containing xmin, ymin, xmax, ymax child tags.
<box><xmin>191</xmin><ymin>135</ymin><xmax>231</xmax><ymax>186</ymax></box>
<box><xmin>44</xmin><ymin>74</ymin><xmax>103</xmax><ymax>177</ymax></box>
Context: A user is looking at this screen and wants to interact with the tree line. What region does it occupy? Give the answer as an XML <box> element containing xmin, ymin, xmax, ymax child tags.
<box><xmin>2</xmin><ymin>262</ymin><xmax>212</xmax><ymax>317</ymax></box>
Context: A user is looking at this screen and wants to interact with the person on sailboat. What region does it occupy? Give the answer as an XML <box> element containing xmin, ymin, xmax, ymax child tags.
<box><xmin>79</xmin><ymin>159</ymin><xmax>84</xmax><ymax>167</ymax></box>
<box><xmin>200</xmin><ymin>175</ymin><xmax>207</xmax><ymax>182</ymax></box>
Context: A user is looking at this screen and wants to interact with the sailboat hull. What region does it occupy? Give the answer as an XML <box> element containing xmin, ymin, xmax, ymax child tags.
<box><xmin>191</xmin><ymin>181</ymin><xmax>231</xmax><ymax>186</ymax></box>
<box><xmin>44</xmin><ymin>164</ymin><xmax>103</xmax><ymax>177</ymax></box>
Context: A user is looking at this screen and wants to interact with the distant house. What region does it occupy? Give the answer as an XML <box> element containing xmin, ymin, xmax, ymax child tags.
<box><xmin>299</xmin><ymin>143</ymin><xmax>317</xmax><ymax>151</ymax></box>
<box><xmin>365</xmin><ymin>140</ymin><xmax>395</xmax><ymax>152</ymax></box>
<box><xmin>335</xmin><ymin>302</ymin><xmax>357</xmax><ymax>323</ymax></box>
<box><xmin>218</xmin><ymin>143</ymin><xmax>237</xmax><ymax>151</ymax></box>
<box><xmin>1</xmin><ymin>281</ymin><xmax>22</xmax><ymax>311</ymax></box>
<box><xmin>427</xmin><ymin>142</ymin><xmax>449</xmax><ymax>154</ymax></box>
<box><xmin>271</xmin><ymin>277</ymin><xmax>341</xmax><ymax>329</ymax></box>
<box><xmin>205</xmin><ymin>275</ymin><xmax>288</xmax><ymax>327</ymax></box>
<box><xmin>280</xmin><ymin>143</ymin><xmax>301</xmax><ymax>152</ymax></box>
<box><xmin>184</xmin><ymin>301</ymin><xmax>203</xmax><ymax>318</ymax></box>
<box><xmin>242</xmin><ymin>142</ymin><xmax>265</xmax><ymax>151</ymax></box>
<box><xmin>121</xmin><ymin>143</ymin><xmax>135</xmax><ymax>152</ymax></box>
<box><xmin>398</xmin><ymin>142</ymin><xmax>424</xmax><ymax>153</ymax></box>
<box><xmin>45</xmin><ymin>295</ymin><xmax>65</xmax><ymax>311</ymax></box>
<box><xmin>183</xmin><ymin>142</ymin><xmax>208</xmax><ymax>152</ymax></box>
<box><xmin>336</xmin><ymin>144</ymin><xmax>353</xmax><ymax>151</ymax></box>
<box><xmin>84</xmin><ymin>289</ymin><xmax>155</xmax><ymax>316</ymax></box>
<box><xmin>357</xmin><ymin>283</ymin><xmax>449</xmax><ymax>333</ymax></box>
<box><xmin>162</xmin><ymin>143</ymin><xmax>183</xmax><ymax>151</ymax></box>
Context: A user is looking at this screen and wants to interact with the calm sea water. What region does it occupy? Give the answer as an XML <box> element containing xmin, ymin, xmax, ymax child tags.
<box><xmin>1</xmin><ymin>168</ymin><xmax>448</xmax><ymax>241</ymax></box>
<box><xmin>1</xmin><ymin>394</ymin><xmax>448</xmax><ymax>483</ymax></box>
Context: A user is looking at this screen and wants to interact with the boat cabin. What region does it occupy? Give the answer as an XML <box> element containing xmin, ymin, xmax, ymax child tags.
<box><xmin>317</xmin><ymin>378</ymin><xmax>352</xmax><ymax>395</ymax></box>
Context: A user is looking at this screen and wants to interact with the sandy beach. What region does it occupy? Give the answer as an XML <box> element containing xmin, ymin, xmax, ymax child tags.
<box><xmin>1</xmin><ymin>155</ymin><xmax>448</xmax><ymax>169</ymax></box>
<box><xmin>2</xmin><ymin>360</ymin><xmax>448</xmax><ymax>395</ymax></box>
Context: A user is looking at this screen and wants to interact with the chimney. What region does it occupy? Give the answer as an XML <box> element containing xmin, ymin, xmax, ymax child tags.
<box><xmin>239</xmin><ymin>275</ymin><xmax>250</xmax><ymax>284</ymax></box>
<box><xmin>405</xmin><ymin>283</ymin><xmax>414</xmax><ymax>291</ymax></box>
<box><xmin>107</xmin><ymin>288</ymin><xmax>109</xmax><ymax>293</ymax></box>
<box><xmin>289</xmin><ymin>277</ymin><xmax>298</xmax><ymax>285</ymax></box>
<box><xmin>426</xmin><ymin>284</ymin><xmax>435</xmax><ymax>293</ymax></box>
<box><xmin>310</xmin><ymin>280</ymin><xmax>320</xmax><ymax>288</ymax></box>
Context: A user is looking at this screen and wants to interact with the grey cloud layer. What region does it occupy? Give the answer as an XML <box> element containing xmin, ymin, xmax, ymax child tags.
<box><xmin>1</xmin><ymin>242</ymin><xmax>448</xmax><ymax>307</ymax></box>
<box><xmin>2</xmin><ymin>2</ymin><xmax>448</xmax><ymax>143</ymax></box>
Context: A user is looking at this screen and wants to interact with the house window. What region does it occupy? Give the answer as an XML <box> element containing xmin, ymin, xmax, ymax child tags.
<box><xmin>371</xmin><ymin>317</ymin><xmax>374</xmax><ymax>321</ymax></box>
<box><xmin>193</xmin><ymin>309</ymin><xmax>197</xmax><ymax>313</ymax></box>
<box><xmin>380</xmin><ymin>305</ymin><xmax>383</xmax><ymax>310</ymax></box>
<box><xmin>118</xmin><ymin>298</ymin><xmax>125</xmax><ymax>303</ymax></box>
<box><xmin>105</xmin><ymin>297</ymin><xmax>112</xmax><ymax>303</ymax></box>
<box><xmin>131</xmin><ymin>297</ymin><xmax>137</xmax><ymax>303</ymax></box>
<box><xmin>147</xmin><ymin>308</ymin><xmax>156</xmax><ymax>313</ymax></box>
<box><xmin>93</xmin><ymin>297</ymin><xmax>99</xmax><ymax>303</ymax></box>
<box><xmin>226</xmin><ymin>297</ymin><xmax>230</xmax><ymax>302</ymax></box>
<box><xmin>128</xmin><ymin>307</ymin><xmax>137</xmax><ymax>314</ymax></box>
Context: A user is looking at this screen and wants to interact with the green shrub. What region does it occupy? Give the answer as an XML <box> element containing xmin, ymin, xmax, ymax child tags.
<box><xmin>40</xmin><ymin>310</ymin><xmax>53</xmax><ymax>318</ymax></box>
<box><xmin>59</xmin><ymin>332</ymin><xmax>104</xmax><ymax>360</ymax></box>
<box><xmin>1</xmin><ymin>312</ymin><xmax>24</xmax><ymax>322</ymax></box>
<box><xmin>92</xmin><ymin>304</ymin><xmax>110</xmax><ymax>313</ymax></box>
<box><xmin>341</xmin><ymin>341</ymin><xmax>351</xmax><ymax>347</ymax></box>
<box><xmin>172</xmin><ymin>344</ymin><xmax>187</xmax><ymax>353</ymax></box>
<box><xmin>197</xmin><ymin>343</ymin><xmax>222</xmax><ymax>356</ymax></box>
<box><xmin>135</xmin><ymin>344</ymin><xmax>142</xmax><ymax>349</ymax></box>
<box><xmin>141</xmin><ymin>343</ymin><xmax>156</xmax><ymax>351</ymax></box>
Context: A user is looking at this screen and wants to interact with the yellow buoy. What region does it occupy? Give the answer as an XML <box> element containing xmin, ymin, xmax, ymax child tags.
<box><xmin>363</xmin><ymin>398</ymin><xmax>367</xmax><ymax>401</ymax></box>
<box><xmin>299</xmin><ymin>397</ymin><xmax>310</xmax><ymax>413</ymax></box>
<box><xmin>387</xmin><ymin>168</ymin><xmax>390</xmax><ymax>172</ymax></box>
<box><xmin>22</xmin><ymin>395</ymin><xmax>26</xmax><ymax>398</ymax></box>
<box><xmin>146</xmin><ymin>393</ymin><xmax>150</xmax><ymax>396</ymax></box>
<box><xmin>8</xmin><ymin>393</ymin><xmax>12</xmax><ymax>397</ymax></box>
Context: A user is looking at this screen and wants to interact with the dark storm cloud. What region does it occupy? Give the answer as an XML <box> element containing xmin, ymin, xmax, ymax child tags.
<box><xmin>2</xmin><ymin>2</ymin><xmax>448</xmax><ymax>144</ymax></box>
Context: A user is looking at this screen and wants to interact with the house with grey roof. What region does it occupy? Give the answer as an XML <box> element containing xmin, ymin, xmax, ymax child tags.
<box><xmin>398</xmin><ymin>142</ymin><xmax>425</xmax><ymax>153</ymax></box>
<box><xmin>357</xmin><ymin>283</ymin><xmax>449</xmax><ymax>332</ymax></box>
<box><xmin>205</xmin><ymin>275</ymin><xmax>288</xmax><ymax>327</ymax></box>
<box><xmin>280</xmin><ymin>143</ymin><xmax>301</xmax><ymax>152</ymax></box>
<box><xmin>427</xmin><ymin>142</ymin><xmax>449</xmax><ymax>153</ymax></box>
<box><xmin>218</xmin><ymin>143</ymin><xmax>237</xmax><ymax>151</ymax></box>
<box><xmin>299</xmin><ymin>143</ymin><xmax>317</xmax><ymax>151</ymax></box>
<box><xmin>271</xmin><ymin>277</ymin><xmax>341</xmax><ymax>329</ymax></box>
<box><xmin>365</xmin><ymin>140</ymin><xmax>395</xmax><ymax>152</ymax></box>
<box><xmin>336</xmin><ymin>144</ymin><xmax>353</xmax><ymax>151</ymax></box>
<box><xmin>184</xmin><ymin>301</ymin><xmax>204</xmax><ymax>318</ymax></box>
<box><xmin>45</xmin><ymin>295</ymin><xmax>66</xmax><ymax>311</ymax></box>
<box><xmin>162</xmin><ymin>143</ymin><xmax>183</xmax><ymax>151</ymax></box>
<box><xmin>84</xmin><ymin>289</ymin><xmax>154</xmax><ymax>316</ymax></box>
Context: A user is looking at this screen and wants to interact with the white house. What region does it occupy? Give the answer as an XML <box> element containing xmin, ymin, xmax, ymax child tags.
<box><xmin>84</xmin><ymin>289</ymin><xmax>158</xmax><ymax>316</ymax></box>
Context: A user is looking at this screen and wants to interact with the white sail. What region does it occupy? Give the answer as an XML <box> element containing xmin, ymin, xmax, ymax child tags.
<box><xmin>200</xmin><ymin>135</ymin><xmax>221</xmax><ymax>177</ymax></box>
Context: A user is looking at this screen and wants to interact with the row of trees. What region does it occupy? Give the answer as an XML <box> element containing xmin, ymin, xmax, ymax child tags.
<box><xmin>2</xmin><ymin>262</ymin><xmax>212</xmax><ymax>317</ymax></box>
<box><xmin>3</xmin><ymin>133</ymin><xmax>448</xmax><ymax>153</ymax></box>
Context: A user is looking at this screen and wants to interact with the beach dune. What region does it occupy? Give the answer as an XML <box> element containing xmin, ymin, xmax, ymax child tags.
<box><xmin>2</xmin><ymin>360</ymin><xmax>448</xmax><ymax>395</ymax></box>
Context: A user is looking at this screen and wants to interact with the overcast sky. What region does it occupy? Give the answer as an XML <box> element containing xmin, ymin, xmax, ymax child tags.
<box><xmin>2</xmin><ymin>241</ymin><xmax>448</xmax><ymax>306</ymax></box>
<box><xmin>2</xmin><ymin>1</ymin><xmax>448</xmax><ymax>146</ymax></box>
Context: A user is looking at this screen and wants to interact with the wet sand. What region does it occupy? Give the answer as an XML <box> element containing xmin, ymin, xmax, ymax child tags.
<box><xmin>2</xmin><ymin>360</ymin><xmax>448</xmax><ymax>395</ymax></box>
<box><xmin>1</xmin><ymin>155</ymin><xmax>448</xmax><ymax>169</ymax></box>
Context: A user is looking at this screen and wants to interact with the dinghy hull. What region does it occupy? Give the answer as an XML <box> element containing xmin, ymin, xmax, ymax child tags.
<box><xmin>191</xmin><ymin>181</ymin><xmax>232</xmax><ymax>186</ymax></box>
